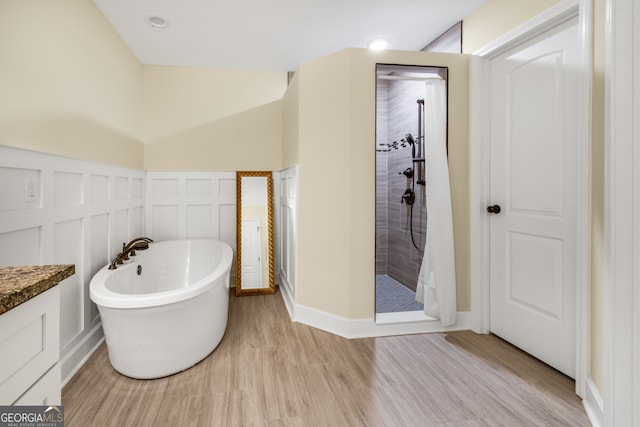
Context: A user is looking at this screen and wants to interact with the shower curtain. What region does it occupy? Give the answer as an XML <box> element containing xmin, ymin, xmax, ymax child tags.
<box><xmin>415</xmin><ymin>79</ymin><xmax>457</xmax><ymax>326</ymax></box>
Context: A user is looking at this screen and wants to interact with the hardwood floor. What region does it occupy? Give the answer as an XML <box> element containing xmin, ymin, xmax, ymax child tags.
<box><xmin>62</xmin><ymin>292</ymin><xmax>591</xmax><ymax>426</ymax></box>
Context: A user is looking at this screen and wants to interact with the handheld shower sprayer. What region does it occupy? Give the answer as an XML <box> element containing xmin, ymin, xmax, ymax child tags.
<box><xmin>405</xmin><ymin>133</ymin><xmax>416</xmax><ymax>158</ymax></box>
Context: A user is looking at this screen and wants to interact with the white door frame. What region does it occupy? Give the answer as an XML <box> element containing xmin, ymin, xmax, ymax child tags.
<box><xmin>469</xmin><ymin>0</ymin><xmax>592</xmax><ymax>397</ymax></box>
<box><xmin>241</xmin><ymin>219</ymin><xmax>263</xmax><ymax>289</ymax></box>
<box><xmin>604</xmin><ymin>0</ymin><xmax>640</xmax><ymax>424</ymax></box>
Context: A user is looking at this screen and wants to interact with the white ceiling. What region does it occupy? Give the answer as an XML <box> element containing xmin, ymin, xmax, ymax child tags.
<box><xmin>93</xmin><ymin>0</ymin><xmax>486</xmax><ymax>72</ymax></box>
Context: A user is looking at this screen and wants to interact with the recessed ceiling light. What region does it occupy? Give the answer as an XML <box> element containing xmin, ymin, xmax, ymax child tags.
<box><xmin>145</xmin><ymin>15</ymin><xmax>168</xmax><ymax>28</ymax></box>
<box><xmin>368</xmin><ymin>39</ymin><xmax>389</xmax><ymax>51</ymax></box>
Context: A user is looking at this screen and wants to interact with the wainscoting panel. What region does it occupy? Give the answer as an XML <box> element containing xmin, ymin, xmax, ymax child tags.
<box><xmin>54</xmin><ymin>218</ymin><xmax>84</xmax><ymax>349</ymax></box>
<box><xmin>151</xmin><ymin>205</ymin><xmax>179</xmax><ymax>241</ymax></box>
<box><xmin>0</xmin><ymin>166</ymin><xmax>41</xmax><ymax>212</ymax></box>
<box><xmin>0</xmin><ymin>227</ymin><xmax>41</xmax><ymax>266</ymax></box>
<box><xmin>146</xmin><ymin>172</ymin><xmax>237</xmax><ymax>278</ymax></box>
<box><xmin>277</xmin><ymin>166</ymin><xmax>298</xmax><ymax>312</ymax></box>
<box><xmin>89</xmin><ymin>214</ymin><xmax>109</xmax><ymax>321</ymax></box>
<box><xmin>90</xmin><ymin>175</ymin><xmax>109</xmax><ymax>204</ymax></box>
<box><xmin>185</xmin><ymin>205</ymin><xmax>210</xmax><ymax>238</ymax></box>
<box><xmin>0</xmin><ymin>146</ymin><xmax>146</xmax><ymax>385</ymax></box>
<box><xmin>53</xmin><ymin>172</ymin><xmax>83</xmax><ymax>206</ymax></box>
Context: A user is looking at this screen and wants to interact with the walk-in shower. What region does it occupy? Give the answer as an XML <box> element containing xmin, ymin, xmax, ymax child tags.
<box><xmin>375</xmin><ymin>64</ymin><xmax>448</xmax><ymax>319</ymax></box>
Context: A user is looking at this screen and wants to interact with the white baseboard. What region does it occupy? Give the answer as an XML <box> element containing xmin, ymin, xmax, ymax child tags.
<box><xmin>278</xmin><ymin>275</ymin><xmax>295</xmax><ymax>320</ymax></box>
<box><xmin>292</xmin><ymin>302</ymin><xmax>470</xmax><ymax>339</ymax></box>
<box><xmin>353</xmin><ymin>311</ymin><xmax>471</xmax><ymax>338</ymax></box>
<box><xmin>60</xmin><ymin>323</ymin><xmax>104</xmax><ymax>387</ymax></box>
<box><xmin>583</xmin><ymin>376</ymin><xmax>604</xmax><ymax>427</ymax></box>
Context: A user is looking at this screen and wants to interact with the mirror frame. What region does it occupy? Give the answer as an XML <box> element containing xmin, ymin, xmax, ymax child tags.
<box><xmin>235</xmin><ymin>171</ymin><xmax>276</xmax><ymax>296</ymax></box>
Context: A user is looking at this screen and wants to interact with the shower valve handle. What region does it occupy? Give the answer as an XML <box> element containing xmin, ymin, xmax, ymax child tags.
<box><xmin>401</xmin><ymin>189</ymin><xmax>415</xmax><ymax>205</ymax></box>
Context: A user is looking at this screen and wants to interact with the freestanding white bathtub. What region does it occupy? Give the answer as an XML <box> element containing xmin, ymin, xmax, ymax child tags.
<box><xmin>90</xmin><ymin>239</ymin><xmax>233</xmax><ymax>379</ymax></box>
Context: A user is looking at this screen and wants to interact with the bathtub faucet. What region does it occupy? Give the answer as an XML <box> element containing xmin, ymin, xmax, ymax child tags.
<box><xmin>108</xmin><ymin>237</ymin><xmax>154</xmax><ymax>270</ymax></box>
<box><xmin>121</xmin><ymin>237</ymin><xmax>154</xmax><ymax>260</ymax></box>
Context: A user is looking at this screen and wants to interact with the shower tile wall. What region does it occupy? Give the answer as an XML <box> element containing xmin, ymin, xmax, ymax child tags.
<box><xmin>376</xmin><ymin>79</ymin><xmax>389</xmax><ymax>275</ymax></box>
<box><xmin>376</xmin><ymin>79</ymin><xmax>427</xmax><ymax>292</ymax></box>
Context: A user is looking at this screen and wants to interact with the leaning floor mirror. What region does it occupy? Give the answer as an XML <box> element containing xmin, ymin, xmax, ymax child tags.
<box><xmin>235</xmin><ymin>171</ymin><xmax>276</xmax><ymax>296</ymax></box>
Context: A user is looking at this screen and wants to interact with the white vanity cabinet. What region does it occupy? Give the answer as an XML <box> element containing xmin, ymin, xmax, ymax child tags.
<box><xmin>0</xmin><ymin>265</ymin><xmax>73</xmax><ymax>405</ymax></box>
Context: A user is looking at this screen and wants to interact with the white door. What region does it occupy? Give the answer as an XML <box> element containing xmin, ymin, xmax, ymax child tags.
<box><xmin>241</xmin><ymin>219</ymin><xmax>263</xmax><ymax>289</ymax></box>
<box><xmin>489</xmin><ymin>18</ymin><xmax>579</xmax><ymax>378</ymax></box>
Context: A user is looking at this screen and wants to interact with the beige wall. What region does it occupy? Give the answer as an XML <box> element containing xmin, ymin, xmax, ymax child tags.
<box><xmin>0</xmin><ymin>0</ymin><xmax>144</xmax><ymax>168</ymax></box>
<box><xmin>142</xmin><ymin>66</ymin><xmax>287</xmax><ymax>142</ymax></box>
<box><xmin>295</xmin><ymin>50</ymin><xmax>354</xmax><ymax>317</ymax></box>
<box><xmin>0</xmin><ymin>1</ymin><xmax>288</xmax><ymax>173</ymax></box>
<box><xmin>462</xmin><ymin>0</ymin><xmax>562</xmax><ymax>53</ymax></box>
<box><xmin>143</xmin><ymin>100</ymin><xmax>284</xmax><ymax>171</ymax></box>
<box><xmin>463</xmin><ymin>0</ymin><xmax>605</xmax><ymax>395</ymax></box>
<box><xmin>292</xmin><ymin>48</ymin><xmax>469</xmax><ymax>319</ymax></box>
<box><xmin>142</xmin><ymin>66</ymin><xmax>288</xmax><ymax>171</ymax></box>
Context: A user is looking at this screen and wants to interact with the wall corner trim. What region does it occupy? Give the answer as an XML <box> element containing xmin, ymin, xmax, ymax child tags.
<box><xmin>60</xmin><ymin>324</ymin><xmax>104</xmax><ymax>387</ymax></box>
<box><xmin>279</xmin><ymin>276</ymin><xmax>296</xmax><ymax>320</ymax></box>
<box><xmin>583</xmin><ymin>376</ymin><xmax>604</xmax><ymax>427</ymax></box>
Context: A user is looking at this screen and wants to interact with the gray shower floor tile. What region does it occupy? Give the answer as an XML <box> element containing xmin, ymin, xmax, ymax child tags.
<box><xmin>375</xmin><ymin>274</ymin><xmax>424</xmax><ymax>313</ymax></box>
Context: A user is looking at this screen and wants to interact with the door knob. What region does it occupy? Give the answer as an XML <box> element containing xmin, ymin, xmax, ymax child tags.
<box><xmin>487</xmin><ymin>204</ymin><xmax>501</xmax><ymax>214</ymax></box>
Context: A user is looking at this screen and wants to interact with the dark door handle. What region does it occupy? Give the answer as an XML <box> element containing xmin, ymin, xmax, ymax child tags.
<box><xmin>487</xmin><ymin>204</ymin><xmax>501</xmax><ymax>214</ymax></box>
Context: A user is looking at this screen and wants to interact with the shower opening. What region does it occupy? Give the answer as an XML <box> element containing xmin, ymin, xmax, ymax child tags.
<box><xmin>375</xmin><ymin>64</ymin><xmax>448</xmax><ymax>323</ymax></box>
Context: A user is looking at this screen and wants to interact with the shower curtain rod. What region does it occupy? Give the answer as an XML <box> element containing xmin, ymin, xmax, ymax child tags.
<box><xmin>377</xmin><ymin>75</ymin><xmax>443</xmax><ymax>82</ymax></box>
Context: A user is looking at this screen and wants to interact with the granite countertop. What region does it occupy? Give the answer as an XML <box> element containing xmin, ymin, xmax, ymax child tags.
<box><xmin>0</xmin><ymin>265</ymin><xmax>75</xmax><ymax>315</ymax></box>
